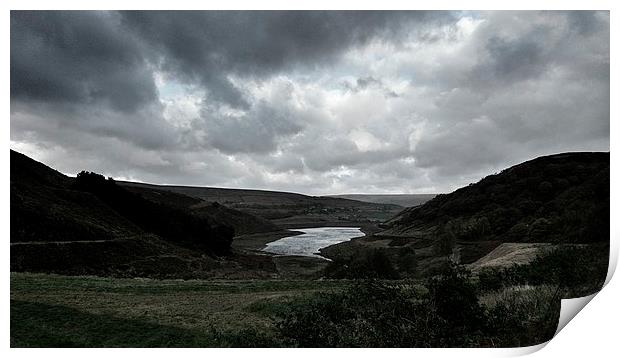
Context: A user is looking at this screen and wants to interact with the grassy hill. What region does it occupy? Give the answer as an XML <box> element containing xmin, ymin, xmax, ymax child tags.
<box><xmin>121</xmin><ymin>182</ymin><xmax>403</xmax><ymax>228</ymax></box>
<box><xmin>123</xmin><ymin>184</ymin><xmax>280</xmax><ymax>235</ymax></box>
<box><xmin>322</xmin><ymin>152</ymin><xmax>610</xmax><ymax>276</ymax></box>
<box><xmin>11</xmin><ymin>151</ymin><xmax>143</xmax><ymax>243</ymax></box>
<box><xmin>11</xmin><ymin>150</ymin><xmax>609</xmax><ymax>281</ymax></box>
<box><xmin>327</xmin><ymin>194</ymin><xmax>437</xmax><ymax>208</ymax></box>
<box><xmin>9</xmin><ymin>150</ymin><xmax>285</xmax><ymax>277</ymax></box>
<box><xmin>382</xmin><ymin>152</ymin><xmax>609</xmax><ymax>244</ymax></box>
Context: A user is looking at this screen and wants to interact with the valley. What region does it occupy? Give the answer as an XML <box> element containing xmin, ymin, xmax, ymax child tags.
<box><xmin>9</xmin><ymin>9</ymin><xmax>611</xmax><ymax>349</ymax></box>
<box><xmin>9</xmin><ymin>149</ymin><xmax>610</xmax><ymax>347</ymax></box>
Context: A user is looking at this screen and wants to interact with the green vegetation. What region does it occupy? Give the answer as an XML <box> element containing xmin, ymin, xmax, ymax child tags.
<box><xmin>123</xmin><ymin>181</ymin><xmax>404</xmax><ymax>228</ymax></box>
<box><xmin>386</xmin><ymin>152</ymin><xmax>609</xmax><ymax>246</ymax></box>
<box><xmin>10</xmin><ymin>273</ymin><xmax>345</xmax><ymax>347</ymax></box>
<box><xmin>12</xmin><ymin>300</ymin><xmax>219</xmax><ymax>348</ymax></box>
<box><xmin>11</xmin><ymin>151</ymin><xmax>141</xmax><ymax>244</ymax></box>
<box><xmin>481</xmin><ymin>284</ymin><xmax>560</xmax><ymax>347</ymax></box>
<box><xmin>279</xmin><ymin>244</ymin><xmax>606</xmax><ymax>347</ymax></box>
<box><xmin>478</xmin><ymin>244</ymin><xmax>608</xmax><ymax>297</ymax></box>
<box><xmin>271</xmin><ymin>265</ymin><xmax>559</xmax><ymax>347</ymax></box>
<box><xmin>11</xmin><ymin>262</ymin><xmax>567</xmax><ymax>348</ymax></box>
<box><xmin>127</xmin><ymin>186</ymin><xmax>281</xmax><ymax>235</ymax></box>
<box><xmin>10</xmin><ymin>150</ymin><xmax>285</xmax><ymax>278</ymax></box>
<box><xmin>74</xmin><ymin>171</ymin><xmax>233</xmax><ymax>255</ymax></box>
<box><xmin>324</xmin><ymin>249</ymin><xmax>401</xmax><ymax>279</ymax></box>
<box><xmin>10</xmin><ymin>234</ymin><xmax>220</xmax><ymax>278</ymax></box>
<box><xmin>328</xmin><ymin>194</ymin><xmax>436</xmax><ymax>207</ymax></box>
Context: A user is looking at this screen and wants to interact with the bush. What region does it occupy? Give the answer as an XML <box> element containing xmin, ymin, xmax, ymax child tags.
<box><xmin>276</xmin><ymin>280</ymin><xmax>437</xmax><ymax>347</ymax></box>
<box><xmin>427</xmin><ymin>264</ymin><xmax>486</xmax><ymax>335</ymax></box>
<box><xmin>528</xmin><ymin>218</ymin><xmax>552</xmax><ymax>241</ymax></box>
<box><xmin>277</xmin><ymin>265</ymin><xmax>559</xmax><ymax>347</ymax></box>
<box><xmin>477</xmin><ymin>244</ymin><xmax>608</xmax><ymax>297</ymax></box>
<box><xmin>506</xmin><ymin>222</ymin><xmax>529</xmax><ymax>242</ymax></box>
<box><xmin>324</xmin><ymin>249</ymin><xmax>400</xmax><ymax>279</ymax></box>
<box><xmin>482</xmin><ymin>285</ymin><xmax>560</xmax><ymax>347</ymax></box>
<box><xmin>527</xmin><ymin>244</ymin><xmax>608</xmax><ymax>295</ymax></box>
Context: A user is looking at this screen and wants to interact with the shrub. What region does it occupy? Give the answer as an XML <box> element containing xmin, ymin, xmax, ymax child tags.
<box><xmin>528</xmin><ymin>218</ymin><xmax>552</xmax><ymax>241</ymax></box>
<box><xmin>427</xmin><ymin>264</ymin><xmax>486</xmax><ymax>334</ymax></box>
<box><xmin>526</xmin><ymin>244</ymin><xmax>608</xmax><ymax>296</ymax></box>
<box><xmin>506</xmin><ymin>222</ymin><xmax>529</xmax><ymax>242</ymax></box>
<box><xmin>477</xmin><ymin>244</ymin><xmax>608</xmax><ymax>297</ymax></box>
<box><xmin>276</xmin><ymin>265</ymin><xmax>564</xmax><ymax>347</ymax></box>
<box><xmin>482</xmin><ymin>285</ymin><xmax>560</xmax><ymax>347</ymax></box>
<box><xmin>324</xmin><ymin>249</ymin><xmax>400</xmax><ymax>279</ymax></box>
<box><xmin>276</xmin><ymin>280</ymin><xmax>437</xmax><ymax>347</ymax></box>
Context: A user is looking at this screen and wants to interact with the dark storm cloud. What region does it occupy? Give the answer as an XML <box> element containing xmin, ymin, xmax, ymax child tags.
<box><xmin>10</xmin><ymin>11</ymin><xmax>610</xmax><ymax>195</ymax></box>
<box><xmin>467</xmin><ymin>27</ymin><xmax>551</xmax><ymax>90</ymax></box>
<box><xmin>10</xmin><ymin>10</ymin><xmax>454</xmax><ymax>152</ymax></box>
<box><xmin>10</xmin><ymin>11</ymin><xmax>177</xmax><ymax>151</ymax></box>
<box><xmin>119</xmin><ymin>11</ymin><xmax>453</xmax><ymax>108</ymax></box>
<box><xmin>11</xmin><ymin>11</ymin><xmax>157</xmax><ymax>113</ymax></box>
<box><xmin>464</xmin><ymin>11</ymin><xmax>609</xmax><ymax>91</ymax></box>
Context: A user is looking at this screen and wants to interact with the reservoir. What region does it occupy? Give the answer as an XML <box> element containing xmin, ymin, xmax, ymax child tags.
<box><xmin>263</xmin><ymin>227</ymin><xmax>364</xmax><ymax>258</ymax></box>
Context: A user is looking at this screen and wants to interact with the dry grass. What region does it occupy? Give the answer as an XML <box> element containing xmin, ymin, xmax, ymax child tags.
<box><xmin>467</xmin><ymin>243</ymin><xmax>553</xmax><ymax>273</ymax></box>
<box><xmin>10</xmin><ymin>272</ymin><xmax>346</xmax><ymax>347</ymax></box>
<box><xmin>479</xmin><ymin>284</ymin><xmax>559</xmax><ymax>308</ymax></box>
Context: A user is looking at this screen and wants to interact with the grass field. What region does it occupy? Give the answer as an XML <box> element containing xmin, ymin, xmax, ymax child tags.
<box><xmin>10</xmin><ymin>272</ymin><xmax>347</xmax><ymax>347</ymax></box>
<box><xmin>11</xmin><ymin>269</ymin><xmax>566</xmax><ymax>348</ymax></box>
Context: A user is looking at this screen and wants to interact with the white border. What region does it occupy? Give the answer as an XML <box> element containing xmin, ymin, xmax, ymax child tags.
<box><xmin>3</xmin><ymin>1</ymin><xmax>617</xmax><ymax>357</ymax></box>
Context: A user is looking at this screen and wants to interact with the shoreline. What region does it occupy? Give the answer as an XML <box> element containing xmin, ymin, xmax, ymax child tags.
<box><xmin>231</xmin><ymin>230</ymin><xmax>304</xmax><ymax>253</ymax></box>
<box><xmin>232</xmin><ymin>224</ymin><xmax>373</xmax><ymax>263</ymax></box>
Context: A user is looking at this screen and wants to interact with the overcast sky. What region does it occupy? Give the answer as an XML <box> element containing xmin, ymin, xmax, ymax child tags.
<box><xmin>10</xmin><ymin>10</ymin><xmax>609</xmax><ymax>195</ymax></box>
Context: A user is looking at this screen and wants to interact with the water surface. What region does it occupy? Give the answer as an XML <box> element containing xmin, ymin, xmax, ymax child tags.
<box><xmin>263</xmin><ymin>227</ymin><xmax>364</xmax><ymax>258</ymax></box>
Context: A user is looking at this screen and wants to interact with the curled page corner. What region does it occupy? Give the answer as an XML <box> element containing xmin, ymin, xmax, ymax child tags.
<box><xmin>506</xmin><ymin>341</ymin><xmax>549</xmax><ymax>356</ymax></box>
<box><xmin>551</xmin><ymin>240</ymin><xmax>617</xmax><ymax>340</ymax></box>
<box><xmin>510</xmin><ymin>293</ymin><xmax>601</xmax><ymax>357</ymax></box>
<box><xmin>554</xmin><ymin>293</ymin><xmax>597</xmax><ymax>337</ymax></box>
<box><xmin>604</xmin><ymin>242</ymin><xmax>618</xmax><ymax>286</ymax></box>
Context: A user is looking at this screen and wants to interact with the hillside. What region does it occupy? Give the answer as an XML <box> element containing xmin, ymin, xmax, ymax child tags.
<box><xmin>327</xmin><ymin>194</ymin><xmax>437</xmax><ymax>207</ymax></box>
<box><xmin>9</xmin><ymin>150</ymin><xmax>281</xmax><ymax>278</ymax></box>
<box><xmin>322</xmin><ymin>152</ymin><xmax>610</xmax><ymax>275</ymax></box>
<box><xmin>11</xmin><ymin>150</ymin><xmax>609</xmax><ymax>280</ymax></box>
<box><xmin>11</xmin><ymin>151</ymin><xmax>143</xmax><ymax>243</ymax></box>
<box><xmin>124</xmin><ymin>184</ymin><xmax>280</xmax><ymax>235</ymax></box>
<box><xmin>121</xmin><ymin>182</ymin><xmax>403</xmax><ymax>228</ymax></box>
<box><xmin>382</xmin><ymin>152</ymin><xmax>609</xmax><ymax>244</ymax></box>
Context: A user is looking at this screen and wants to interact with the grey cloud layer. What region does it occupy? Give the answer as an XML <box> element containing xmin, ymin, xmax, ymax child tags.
<box><xmin>10</xmin><ymin>11</ymin><xmax>609</xmax><ymax>194</ymax></box>
<box><xmin>120</xmin><ymin>11</ymin><xmax>452</xmax><ymax>107</ymax></box>
<box><xmin>11</xmin><ymin>11</ymin><xmax>157</xmax><ymax>112</ymax></box>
